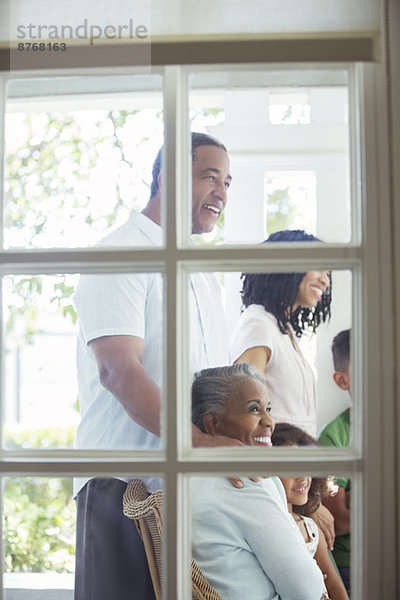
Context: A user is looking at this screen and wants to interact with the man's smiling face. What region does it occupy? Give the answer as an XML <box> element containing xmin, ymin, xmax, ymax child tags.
<box><xmin>191</xmin><ymin>145</ymin><xmax>232</xmax><ymax>235</ymax></box>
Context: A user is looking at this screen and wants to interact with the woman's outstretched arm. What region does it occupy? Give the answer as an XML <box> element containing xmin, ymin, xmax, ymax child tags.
<box><xmin>234</xmin><ymin>345</ymin><xmax>271</xmax><ymax>373</ymax></box>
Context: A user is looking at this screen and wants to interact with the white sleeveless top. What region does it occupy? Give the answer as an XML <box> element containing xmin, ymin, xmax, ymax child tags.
<box><xmin>299</xmin><ymin>515</ymin><xmax>319</xmax><ymax>556</ymax></box>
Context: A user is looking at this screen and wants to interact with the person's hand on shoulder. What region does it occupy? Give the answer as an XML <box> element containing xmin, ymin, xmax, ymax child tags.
<box><xmin>192</xmin><ymin>424</ymin><xmax>244</xmax><ymax>449</ymax></box>
<box><xmin>192</xmin><ymin>424</ymin><xmax>261</xmax><ymax>488</ymax></box>
<box><xmin>311</xmin><ymin>504</ymin><xmax>335</xmax><ymax>551</ymax></box>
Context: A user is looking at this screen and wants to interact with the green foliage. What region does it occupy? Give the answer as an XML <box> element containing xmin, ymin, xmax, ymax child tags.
<box><xmin>4</xmin><ymin>274</ymin><xmax>78</xmax><ymax>352</ymax></box>
<box><xmin>50</xmin><ymin>280</ymin><xmax>78</xmax><ymax>325</ymax></box>
<box><xmin>4</xmin><ymin>425</ymin><xmax>75</xmax><ymax>450</ymax></box>
<box><xmin>4</xmin><ymin>477</ymin><xmax>75</xmax><ymax>573</ymax></box>
<box><xmin>5</xmin><ymin>108</ymin><xmax>163</xmax><ymax>249</ymax></box>
<box><xmin>3</xmin><ymin>427</ymin><xmax>76</xmax><ymax>573</ymax></box>
<box><xmin>4</xmin><ymin>108</ymin><xmax>162</xmax><ymax>349</ymax></box>
<box><xmin>4</xmin><ymin>276</ymin><xmax>44</xmax><ymax>348</ymax></box>
<box><xmin>5</xmin><ymin>113</ymin><xmax>98</xmax><ymax>245</ymax></box>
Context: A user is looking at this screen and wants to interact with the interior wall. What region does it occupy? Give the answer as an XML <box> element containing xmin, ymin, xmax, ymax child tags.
<box><xmin>0</xmin><ymin>0</ymin><xmax>381</xmax><ymax>42</ymax></box>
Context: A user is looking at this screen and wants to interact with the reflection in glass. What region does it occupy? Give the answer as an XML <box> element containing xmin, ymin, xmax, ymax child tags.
<box><xmin>189</xmin><ymin>69</ymin><xmax>351</xmax><ymax>244</ymax></box>
<box><xmin>4</xmin><ymin>74</ymin><xmax>163</xmax><ymax>249</ymax></box>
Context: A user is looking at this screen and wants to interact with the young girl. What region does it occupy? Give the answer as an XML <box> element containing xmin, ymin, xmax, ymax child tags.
<box><xmin>272</xmin><ymin>422</ymin><xmax>349</xmax><ymax>600</ymax></box>
<box><xmin>191</xmin><ymin>363</ymin><xmax>327</xmax><ymax>600</ymax></box>
<box><xmin>229</xmin><ymin>229</ymin><xmax>332</xmax><ymax>438</ymax></box>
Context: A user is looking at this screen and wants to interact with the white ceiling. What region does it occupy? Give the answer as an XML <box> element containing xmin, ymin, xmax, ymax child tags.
<box><xmin>0</xmin><ymin>0</ymin><xmax>381</xmax><ymax>42</ymax></box>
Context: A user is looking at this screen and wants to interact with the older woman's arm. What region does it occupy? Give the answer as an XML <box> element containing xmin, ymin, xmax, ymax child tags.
<box><xmin>243</xmin><ymin>481</ymin><xmax>325</xmax><ymax>599</ymax></box>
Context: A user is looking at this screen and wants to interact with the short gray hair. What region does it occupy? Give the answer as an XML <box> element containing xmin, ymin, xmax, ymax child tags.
<box><xmin>191</xmin><ymin>363</ymin><xmax>266</xmax><ymax>432</ymax></box>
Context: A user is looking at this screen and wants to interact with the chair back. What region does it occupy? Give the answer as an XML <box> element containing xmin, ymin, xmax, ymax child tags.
<box><xmin>123</xmin><ymin>479</ymin><xmax>222</xmax><ymax>600</ymax></box>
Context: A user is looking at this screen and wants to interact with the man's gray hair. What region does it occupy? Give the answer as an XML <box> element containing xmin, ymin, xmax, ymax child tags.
<box><xmin>191</xmin><ymin>363</ymin><xmax>266</xmax><ymax>432</ymax></box>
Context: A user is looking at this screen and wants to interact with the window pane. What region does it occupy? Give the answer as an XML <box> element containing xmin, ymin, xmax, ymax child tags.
<box><xmin>3</xmin><ymin>274</ymin><xmax>79</xmax><ymax>449</ymax></box>
<box><xmin>189</xmin><ymin>68</ymin><xmax>351</xmax><ymax>245</ymax></box>
<box><xmin>3</xmin><ymin>271</ymin><xmax>165</xmax><ymax>451</ymax></box>
<box><xmin>4</xmin><ymin>74</ymin><xmax>164</xmax><ymax>249</ymax></box>
<box><xmin>190</xmin><ymin>473</ymin><xmax>351</xmax><ymax>599</ymax></box>
<box><xmin>3</xmin><ymin>474</ymin><xmax>164</xmax><ymax>598</ymax></box>
<box><xmin>4</xmin><ymin>476</ymin><xmax>76</xmax><ymax>591</ymax></box>
<box><xmin>188</xmin><ymin>269</ymin><xmax>352</xmax><ymax>444</ymax></box>
<box><xmin>265</xmin><ymin>170</ymin><xmax>317</xmax><ymax>235</ymax></box>
<box><xmin>73</xmin><ymin>270</ymin><xmax>165</xmax><ymax>453</ymax></box>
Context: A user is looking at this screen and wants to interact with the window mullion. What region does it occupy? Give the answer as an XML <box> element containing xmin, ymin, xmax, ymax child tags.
<box><xmin>0</xmin><ymin>74</ymin><xmax>6</xmax><ymax>600</ymax></box>
<box><xmin>0</xmin><ymin>75</ymin><xmax>5</xmax><ymax>247</ymax></box>
<box><xmin>361</xmin><ymin>60</ymin><xmax>397</xmax><ymax>599</ymax></box>
<box><xmin>163</xmin><ymin>64</ymin><xmax>192</xmax><ymax>600</ymax></box>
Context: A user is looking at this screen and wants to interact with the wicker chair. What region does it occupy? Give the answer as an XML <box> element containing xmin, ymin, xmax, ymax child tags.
<box><xmin>123</xmin><ymin>479</ymin><xmax>222</xmax><ymax>600</ymax></box>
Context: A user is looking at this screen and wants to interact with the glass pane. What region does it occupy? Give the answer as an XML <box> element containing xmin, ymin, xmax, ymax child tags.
<box><xmin>190</xmin><ymin>473</ymin><xmax>351</xmax><ymax>599</ymax></box>
<box><xmin>4</xmin><ymin>74</ymin><xmax>164</xmax><ymax>249</ymax></box>
<box><xmin>73</xmin><ymin>271</ymin><xmax>165</xmax><ymax>453</ymax></box>
<box><xmin>3</xmin><ymin>274</ymin><xmax>79</xmax><ymax>449</ymax></box>
<box><xmin>3</xmin><ymin>475</ymin><xmax>164</xmax><ymax>598</ymax></box>
<box><xmin>4</xmin><ymin>476</ymin><xmax>76</xmax><ymax>592</ymax></box>
<box><xmin>189</xmin><ymin>68</ymin><xmax>351</xmax><ymax>246</ymax></box>
<box><xmin>3</xmin><ymin>271</ymin><xmax>165</xmax><ymax>452</ymax></box>
<box><xmin>189</xmin><ymin>269</ymin><xmax>352</xmax><ymax>444</ymax></box>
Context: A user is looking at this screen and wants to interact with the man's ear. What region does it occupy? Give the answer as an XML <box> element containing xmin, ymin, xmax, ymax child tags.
<box><xmin>333</xmin><ymin>371</ymin><xmax>350</xmax><ymax>391</ymax></box>
<box><xmin>157</xmin><ymin>171</ymin><xmax>162</xmax><ymax>192</ymax></box>
<box><xmin>202</xmin><ymin>412</ymin><xmax>220</xmax><ymax>435</ymax></box>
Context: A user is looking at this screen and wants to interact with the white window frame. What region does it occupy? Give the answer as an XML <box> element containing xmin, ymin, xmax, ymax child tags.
<box><xmin>0</xmin><ymin>33</ymin><xmax>398</xmax><ymax>599</ymax></box>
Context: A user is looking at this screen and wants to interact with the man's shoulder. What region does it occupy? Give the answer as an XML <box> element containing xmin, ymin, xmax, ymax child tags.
<box><xmin>96</xmin><ymin>211</ymin><xmax>162</xmax><ymax>248</ymax></box>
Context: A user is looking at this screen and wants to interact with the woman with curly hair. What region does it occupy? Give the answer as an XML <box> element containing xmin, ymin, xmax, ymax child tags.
<box><xmin>272</xmin><ymin>423</ymin><xmax>349</xmax><ymax>600</ymax></box>
<box><xmin>229</xmin><ymin>229</ymin><xmax>332</xmax><ymax>438</ymax></box>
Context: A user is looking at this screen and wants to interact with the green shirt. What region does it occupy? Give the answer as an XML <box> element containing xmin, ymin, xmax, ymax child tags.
<box><xmin>319</xmin><ymin>408</ymin><xmax>351</xmax><ymax>568</ymax></box>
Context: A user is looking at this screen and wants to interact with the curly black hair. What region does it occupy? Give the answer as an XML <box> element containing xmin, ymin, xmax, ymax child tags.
<box><xmin>240</xmin><ymin>230</ymin><xmax>332</xmax><ymax>338</ymax></box>
<box><xmin>271</xmin><ymin>422</ymin><xmax>329</xmax><ymax>517</ymax></box>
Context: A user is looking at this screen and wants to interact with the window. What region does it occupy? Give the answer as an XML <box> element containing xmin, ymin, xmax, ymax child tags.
<box><xmin>0</xmin><ymin>40</ymin><xmax>398</xmax><ymax>600</ymax></box>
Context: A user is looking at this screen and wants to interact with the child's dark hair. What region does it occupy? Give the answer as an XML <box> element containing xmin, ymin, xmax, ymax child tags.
<box><xmin>240</xmin><ymin>230</ymin><xmax>331</xmax><ymax>338</ymax></box>
<box><xmin>192</xmin><ymin>363</ymin><xmax>266</xmax><ymax>433</ymax></box>
<box><xmin>332</xmin><ymin>329</ymin><xmax>350</xmax><ymax>372</ymax></box>
<box><xmin>272</xmin><ymin>422</ymin><xmax>328</xmax><ymax>517</ymax></box>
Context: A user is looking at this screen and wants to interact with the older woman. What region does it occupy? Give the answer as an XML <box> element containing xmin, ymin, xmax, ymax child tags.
<box><xmin>191</xmin><ymin>363</ymin><xmax>327</xmax><ymax>600</ymax></box>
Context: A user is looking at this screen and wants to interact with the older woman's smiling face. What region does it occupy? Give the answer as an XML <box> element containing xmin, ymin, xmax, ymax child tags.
<box><xmin>210</xmin><ymin>378</ymin><xmax>274</xmax><ymax>446</ymax></box>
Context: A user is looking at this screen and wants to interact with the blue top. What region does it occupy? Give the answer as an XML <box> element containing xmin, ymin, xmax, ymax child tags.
<box><xmin>191</xmin><ymin>476</ymin><xmax>325</xmax><ymax>600</ymax></box>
